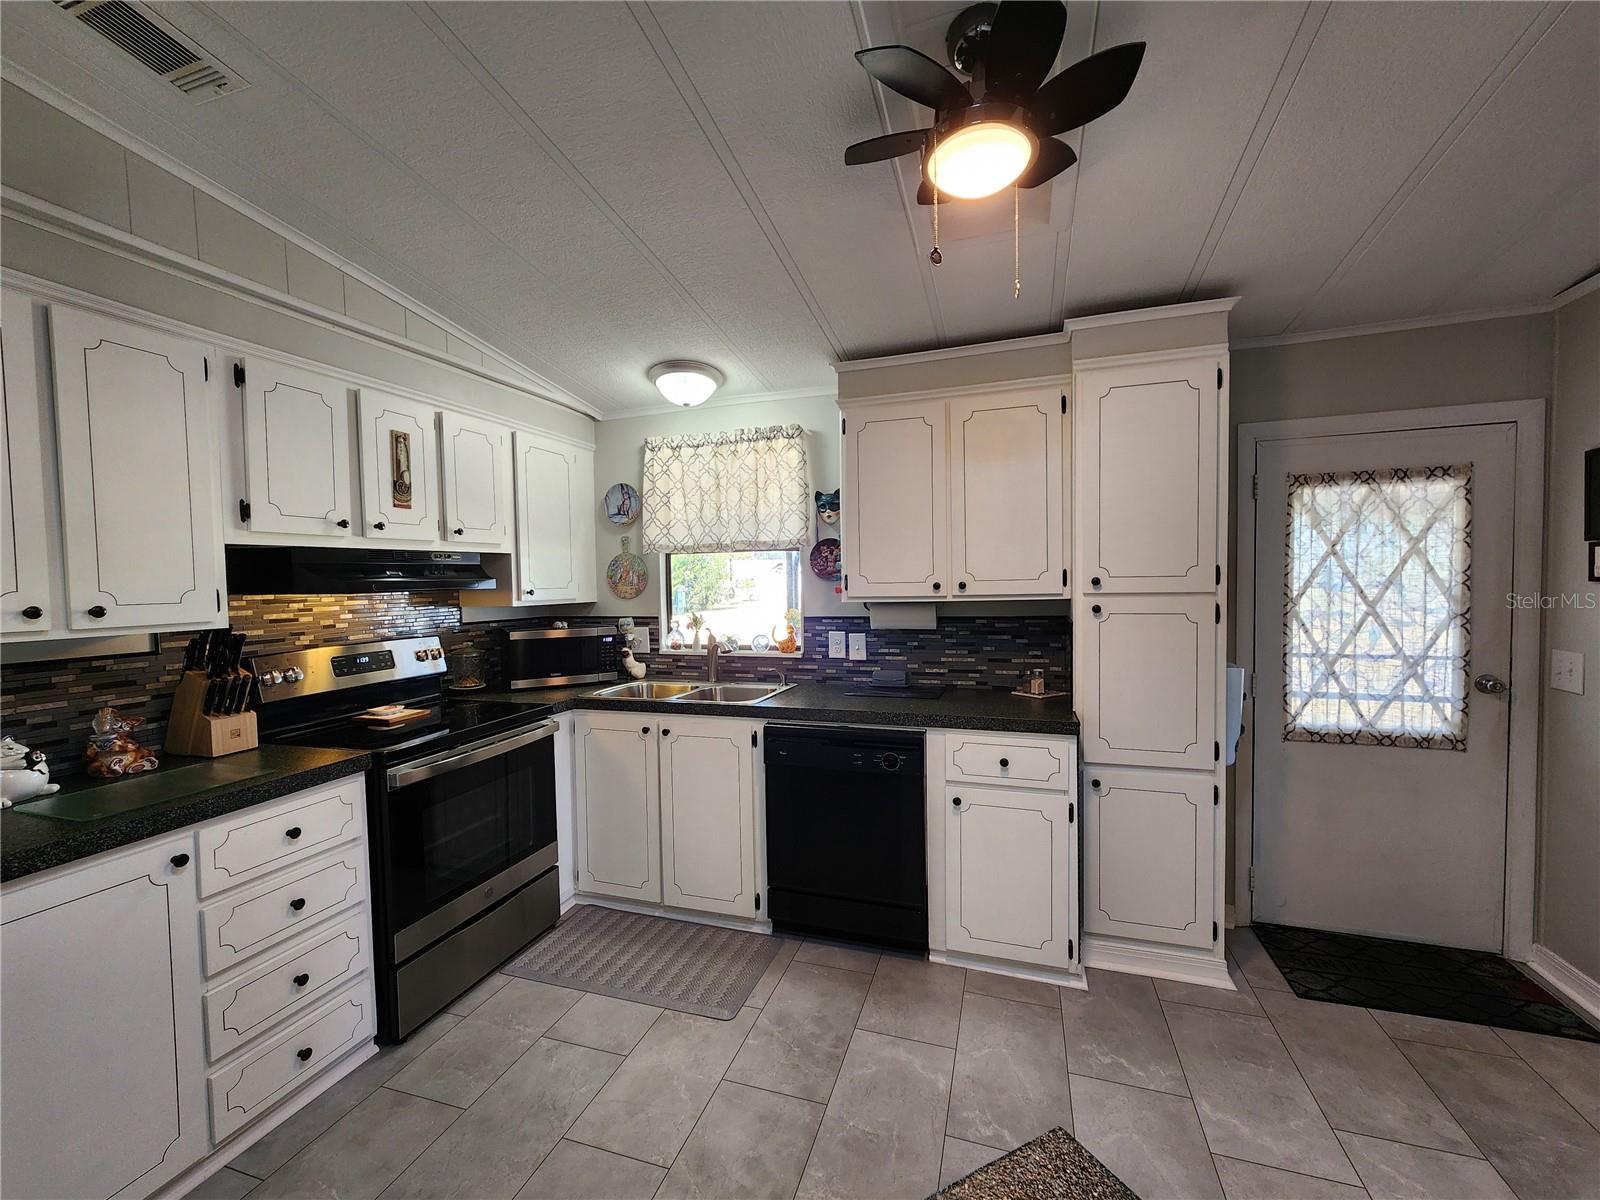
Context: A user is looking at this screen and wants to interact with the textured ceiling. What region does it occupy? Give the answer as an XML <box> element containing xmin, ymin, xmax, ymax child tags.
<box><xmin>2</xmin><ymin>1</ymin><xmax>1595</xmax><ymax>416</ymax></box>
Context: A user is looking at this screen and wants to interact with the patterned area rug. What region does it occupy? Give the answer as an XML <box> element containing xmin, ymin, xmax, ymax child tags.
<box><xmin>934</xmin><ymin>1128</ymin><xmax>1137</xmax><ymax>1199</ymax></box>
<box><xmin>503</xmin><ymin>904</ymin><xmax>781</xmax><ymax>1020</ymax></box>
<box><xmin>1253</xmin><ymin>923</ymin><xmax>1600</xmax><ymax>1043</ymax></box>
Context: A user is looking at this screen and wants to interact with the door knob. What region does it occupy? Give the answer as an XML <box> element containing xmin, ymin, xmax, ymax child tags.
<box><xmin>1473</xmin><ymin>674</ymin><xmax>1509</xmax><ymax>696</ymax></box>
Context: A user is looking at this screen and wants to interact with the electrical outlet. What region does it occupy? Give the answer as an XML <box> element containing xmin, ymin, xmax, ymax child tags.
<box><xmin>848</xmin><ymin>632</ymin><xmax>867</xmax><ymax>661</ymax></box>
<box><xmin>828</xmin><ymin>631</ymin><xmax>847</xmax><ymax>659</ymax></box>
<box><xmin>1551</xmin><ymin>649</ymin><xmax>1584</xmax><ymax>695</ymax></box>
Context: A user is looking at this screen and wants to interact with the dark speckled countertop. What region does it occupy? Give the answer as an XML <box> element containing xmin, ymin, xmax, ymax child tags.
<box><xmin>482</xmin><ymin>679</ymin><xmax>1081</xmax><ymax>736</ymax></box>
<box><xmin>1</xmin><ymin>745</ymin><xmax>370</xmax><ymax>884</ymax></box>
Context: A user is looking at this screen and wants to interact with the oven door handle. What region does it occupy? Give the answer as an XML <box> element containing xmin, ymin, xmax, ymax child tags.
<box><xmin>386</xmin><ymin>720</ymin><xmax>559</xmax><ymax>789</ymax></box>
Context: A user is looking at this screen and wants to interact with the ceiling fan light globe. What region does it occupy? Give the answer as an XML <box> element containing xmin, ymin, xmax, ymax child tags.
<box><xmin>926</xmin><ymin>120</ymin><xmax>1036</xmax><ymax>199</ymax></box>
<box><xmin>648</xmin><ymin>361</ymin><xmax>724</xmax><ymax>407</ymax></box>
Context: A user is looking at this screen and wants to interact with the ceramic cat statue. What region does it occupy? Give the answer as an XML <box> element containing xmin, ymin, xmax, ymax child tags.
<box><xmin>0</xmin><ymin>736</ymin><xmax>61</xmax><ymax>807</ymax></box>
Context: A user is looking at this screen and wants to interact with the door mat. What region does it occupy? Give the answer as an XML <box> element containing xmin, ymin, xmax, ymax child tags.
<box><xmin>934</xmin><ymin>1127</ymin><xmax>1137</xmax><ymax>1199</ymax></box>
<box><xmin>503</xmin><ymin>904</ymin><xmax>781</xmax><ymax>1021</ymax></box>
<box><xmin>1253</xmin><ymin>922</ymin><xmax>1599</xmax><ymax>1043</ymax></box>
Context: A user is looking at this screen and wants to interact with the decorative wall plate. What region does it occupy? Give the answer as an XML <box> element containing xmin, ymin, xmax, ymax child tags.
<box><xmin>607</xmin><ymin>536</ymin><xmax>648</xmax><ymax>599</ymax></box>
<box><xmin>604</xmin><ymin>482</ymin><xmax>641</xmax><ymax>526</ymax></box>
<box><xmin>810</xmin><ymin>537</ymin><xmax>841</xmax><ymax>581</ymax></box>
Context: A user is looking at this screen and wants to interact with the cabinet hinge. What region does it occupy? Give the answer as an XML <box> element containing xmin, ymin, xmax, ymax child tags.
<box><xmin>1212</xmin><ymin>921</ymin><xmax>1219</xmax><ymax>942</ymax></box>
<box><xmin>1216</xmin><ymin>563</ymin><xmax>1222</xmax><ymax>587</ymax></box>
<box><xmin>203</xmin><ymin>357</ymin><xmax>209</xmax><ymax>381</ymax></box>
<box><xmin>1062</xmin><ymin>568</ymin><xmax>1069</xmax><ymax>589</ymax></box>
<box><xmin>843</xmin><ymin>573</ymin><xmax>849</xmax><ymax>592</ymax></box>
<box><xmin>232</xmin><ymin>362</ymin><xmax>245</xmax><ymax>389</ymax></box>
<box><xmin>239</xmin><ymin>499</ymin><xmax>251</xmax><ymax>524</ymax></box>
<box><xmin>841</xmin><ymin>417</ymin><xmax>846</xmax><ymax>435</ymax></box>
<box><xmin>755</xmin><ymin>892</ymin><xmax>761</xmax><ymax>912</ymax></box>
<box><xmin>1068</xmin><ymin>801</ymin><xmax>1074</xmax><ymax>823</ymax></box>
<box><xmin>1248</xmin><ymin>866</ymin><xmax>1256</xmax><ymax>893</ymax></box>
<box><xmin>751</xmin><ymin>731</ymin><xmax>758</xmax><ymax>748</ymax></box>
<box><xmin>216</xmin><ymin>589</ymin><xmax>222</xmax><ymax>612</ymax></box>
<box><xmin>1217</xmin><ymin>366</ymin><xmax>1223</xmax><ymax>389</ymax></box>
<box><xmin>1250</xmin><ymin>671</ymin><xmax>1256</xmax><ymax>698</ymax></box>
<box><xmin>1068</xmin><ymin>938</ymin><xmax>1074</xmax><ymax>960</ymax></box>
<box><xmin>1252</xmin><ymin>473</ymin><xmax>1259</xmax><ymax>501</ymax></box>
<box><xmin>1213</xmin><ymin>785</ymin><xmax>1219</xmax><ymax>807</ymax></box>
<box><xmin>1060</xmin><ymin>394</ymin><xmax>1067</xmax><ymax>414</ymax></box>
<box><xmin>1214</xmin><ymin>741</ymin><xmax>1221</xmax><ymax>762</ymax></box>
<box><xmin>1215</xmin><ymin>603</ymin><xmax>1221</xmax><ymax>625</ymax></box>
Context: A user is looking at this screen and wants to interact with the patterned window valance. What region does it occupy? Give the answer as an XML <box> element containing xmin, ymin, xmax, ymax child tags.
<box><xmin>1283</xmin><ymin>464</ymin><xmax>1472</xmax><ymax>751</ymax></box>
<box><xmin>641</xmin><ymin>424</ymin><xmax>810</xmax><ymax>554</ymax></box>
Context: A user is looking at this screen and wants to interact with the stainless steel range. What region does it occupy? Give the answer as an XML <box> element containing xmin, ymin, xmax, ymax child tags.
<box><xmin>253</xmin><ymin>635</ymin><xmax>559</xmax><ymax>1042</ymax></box>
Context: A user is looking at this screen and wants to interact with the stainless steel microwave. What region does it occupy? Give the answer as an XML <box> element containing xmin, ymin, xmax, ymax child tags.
<box><xmin>500</xmin><ymin>626</ymin><xmax>623</xmax><ymax>689</ymax></box>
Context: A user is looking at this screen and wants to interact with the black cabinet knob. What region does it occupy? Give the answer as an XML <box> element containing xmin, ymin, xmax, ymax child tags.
<box><xmin>661</xmin><ymin>728</ymin><xmax>670</xmax><ymax>737</ymax></box>
<box><xmin>297</xmin><ymin>1047</ymin><xmax>313</xmax><ymax>1062</ymax></box>
<box><xmin>285</xmin><ymin>826</ymin><xmax>302</xmax><ymax>840</ymax></box>
<box><xmin>957</xmin><ymin>581</ymin><xmax>967</xmax><ymax>591</ymax></box>
<box><xmin>20</xmin><ymin>605</ymin><xmax>42</xmax><ymax>620</ymax></box>
<box><xmin>290</xmin><ymin>897</ymin><xmax>307</xmax><ymax>912</ymax></box>
<box><xmin>952</xmin><ymin>796</ymin><xmax>961</xmax><ymax>807</ymax></box>
<box><xmin>87</xmin><ymin>605</ymin><xmax>107</xmax><ymax>619</ymax></box>
<box><xmin>373</xmin><ymin>521</ymin><xmax>386</xmax><ymax>531</ymax></box>
<box><xmin>1091</xmin><ymin>778</ymin><xmax>1101</xmax><ymax>790</ymax></box>
<box><xmin>170</xmin><ymin>853</ymin><xmax>190</xmax><ymax>869</ymax></box>
<box><xmin>1091</xmin><ymin>577</ymin><xmax>1102</xmax><ymax>588</ymax></box>
<box><xmin>1091</xmin><ymin>604</ymin><xmax>1103</xmax><ymax>615</ymax></box>
<box><xmin>641</xmin><ymin>726</ymin><xmax>650</xmax><ymax>735</ymax></box>
<box><xmin>932</xmin><ymin>582</ymin><xmax>941</xmax><ymax>592</ymax></box>
<box><xmin>999</xmin><ymin>758</ymin><xmax>1009</xmax><ymax>769</ymax></box>
<box><xmin>293</xmin><ymin>973</ymin><xmax>310</xmax><ymax>987</ymax></box>
<box><xmin>336</xmin><ymin>518</ymin><xmax>350</xmax><ymax>529</ymax></box>
<box><xmin>453</xmin><ymin>527</ymin><xmax>465</xmax><ymax>536</ymax></box>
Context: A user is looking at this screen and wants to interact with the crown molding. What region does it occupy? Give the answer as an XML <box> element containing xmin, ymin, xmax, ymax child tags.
<box><xmin>832</xmin><ymin>329</ymin><xmax>1071</xmax><ymax>375</ymax></box>
<box><xmin>597</xmin><ymin>383</ymin><xmax>839</xmax><ymax>421</ymax></box>
<box><xmin>1062</xmin><ymin>296</ymin><xmax>1241</xmax><ymax>333</ymax></box>
<box><xmin>1553</xmin><ymin>270</ymin><xmax>1600</xmax><ymax>310</ymax></box>
<box><xmin>1231</xmin><ymin>302</ymin><xmax>1556</xmax><ymax>350</ymax></box>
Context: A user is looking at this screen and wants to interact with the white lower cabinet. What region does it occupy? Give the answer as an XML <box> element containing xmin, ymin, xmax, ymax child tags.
<box><xmin>661</xmin><ymin>716</ymin><xmax>758</xmax><ymax>918</ymax></box>
<box><xmin>1082</xmin><ymin>765</ymin><xmax>1215</xmax><ymax>949</ymax></box>
<box><xmin>574</xmin><ymin>712</ymin><xmax>759</xmax><ymax>918</ymax></box>
<box><xmin>0</xmin><ymin>776</ymin><xmax>377</xmax><ymax>1200</ymax></box>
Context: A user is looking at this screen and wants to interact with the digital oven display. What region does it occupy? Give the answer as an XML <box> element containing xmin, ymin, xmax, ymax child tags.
<box><xmin>330</xmin><ymin>650</ymin><xmax>396</xmax><ymax>678</ymax></box>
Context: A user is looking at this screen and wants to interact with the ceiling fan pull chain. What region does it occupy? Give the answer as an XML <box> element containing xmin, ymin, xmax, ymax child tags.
<box><xmin>929</xmin><ymin>128</ymin><xmax>942</xmax><ymax>266</ymax></box>
<box><xmin>1013</xmin><ymin>182</ymin><xmax>1021</xmax><ymax>299</ymax></box>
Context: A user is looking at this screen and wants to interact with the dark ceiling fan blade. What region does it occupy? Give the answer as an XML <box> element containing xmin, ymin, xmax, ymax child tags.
<box><xmin>983</xmin><ymin>0</ymin><xmax>1067</xmax><ymax>100</ymax></box>
<box><xmin>855</xmin><ymin>45</ymin><xmax>971</xmax><ymax>113</ymax></box>
<box><xmin>845</xmin><ymin>129</ymin><xmax>930</xmax><ymax>166</ymax></box>
<box><xmin>1017</xmin><ymin>137</ymin><xmax>1077</xmax><ymax>188</ymax></box>
<box><xmin>1033</xmin><ymin>42</ymin><xmax>1146</xmax><ymax>136</ymax></box>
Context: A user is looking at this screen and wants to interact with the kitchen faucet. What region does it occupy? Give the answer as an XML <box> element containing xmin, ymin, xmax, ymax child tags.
<box><xmin>705</xmin><ymin>632</ymin><xmax>719</xmax><ymax>683</ymax></box>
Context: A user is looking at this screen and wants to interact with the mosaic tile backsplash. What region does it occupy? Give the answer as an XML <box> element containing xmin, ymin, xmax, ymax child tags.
<box><xmin>1</xmin><ymin>594</ymin><xmax>1068</xmax><ymax>778</ymax></box>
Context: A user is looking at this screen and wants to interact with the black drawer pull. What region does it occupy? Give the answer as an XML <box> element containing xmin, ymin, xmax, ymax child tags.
<box><xmin>661</xmin><ymin>728</ymin><xmax>670</xmax><ymax>737</ymax></box>
<box><xmin>296</xmin><ymin>1047</ymin><xmax>313</xmax><ymax>1062</ymax></box>
<box><xmin>170</xmin><ymin>853</ymin><xmax>190</xmax><ymax>869</ymax></box>
<box><xmin>1091</xmin><ymin>778</ymin><xmax>1101</xmax><ymax>790</ymax></box>
<box><xmin>1090</xmin><ymin>576</ymin><xmax>1102</xmax><ymax>588</ymax></box>
<box><xmin>289</xmin><ymin>897</ymin><xmax>307</xmax><ymax>912</ymax></box>
<box><xmin>932</xmin><ymin>582</ymin><xmax>942</xmax><ymax>592</ymax></box>
<box><xmin>336</xmin><ymin>518</ymin><xmax>350</xmax><ymax>528</ymax></box>
<box><xmin>87</xmin><ymin>605</ymin><xmax>107</xmax><ymax>619</ymax></box>
<box><xmin>21</xmin><ymin>605</ymin><xmax>43</xmax><ymax>620</ymax></box>
<box><xmin>373</xmin><ymin>521</ymin><xmax>386</xmax><ymax>531</ymax></box>
<box><xmin>285</xmin><ymin>826</ymin><xmax>303</xmax><ymax>840</ymax></box>
<box><xmin>1091</xmin><ymin>604</ymin><xmax>1103</xmax><ymax>615</ymax></box>
<box><xmin>293</xmin><ymin>973</ymin><xmax>310</xmax><ymax>987</ymax></box>
<box><xmin>957</xmin><ymin>581</ymin><xmax>967</xmax><ymax>591</ymax></box>
<box><xmin>453</xmin><ymin>527</ymin><xmax>465</xmax><ymax>536</ymax></box>
<box><xmin>998</xmin><ymin>758</ymin><xmax>1009</xmax><ymax>768</ymax></box>
<box><xmin>641</xmin><ymin>726</ymin><xmax>650</xmax><ymax>735</ymax></box>
<box><xmin>952</xmin><ymin>796</ymin><xmax>962</xmax><ymax>808</ymax></box>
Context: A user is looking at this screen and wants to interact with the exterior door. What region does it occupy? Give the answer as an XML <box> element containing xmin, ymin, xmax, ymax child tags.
<box><xmin>241</xmin><ymin>357</ymin><xmax>354</xmax><ymax>537</ymax></box>
<box><xmin>49</xmin><ymin>305</ymin><xmax>225</xmax><ymax>631</ymax></box>
<box><xmin>356</xmin><ymin>389</ymin><xmax>439</xmax><ymax>541</ymax></box>
<box><xmin>573</xmin><ymin>713</ymin><xmax>661</xmax><ymax>903</ymax></box>
<box><xmin>1252</xmin><ymin>424</ymin><xmax>1515</xmax><ymax>951</ymax></box>
<box><xmin>660</xmin><ymin>717</ymin><xmax>757</xmax><ymax>917</ymax></box>
<box><xmin>843</xmin><ymin>399</ymin><xmax>948</xmax><ymax>599</ymax></box>
<box><xmin>949</xmin><ymin>388</ymin><xmax>1065</xmax><ymax>597</ymax></box>
<box><xmin>439</xmin><ymin>411</ymin><xmax>512</xmax><ymax>549</ymax></box>
<box><xmin>515</xmin><ymin>432</ymin><xmax>580</xmax><ymax>602</ymax></box>
<box><xmin>1</xmin><ymin>294</ymin><xmax>53</xmax><ymax>634</ymax></box>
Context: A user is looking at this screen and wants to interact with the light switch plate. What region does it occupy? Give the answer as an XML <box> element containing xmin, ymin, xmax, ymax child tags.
<box><xmin>828</xmin><ymin>631</ymin><xmax>847</xmax><ymax>659</ymax></box>
<box><xmin>1551</xmin><ymin>649</ymin><xmax>1584</xmax><ymax>695</ymax></box>
<box><xmin>848</xmin><ymin>632</ymin><xmax>868</xmax><ymax>661</ymax></box>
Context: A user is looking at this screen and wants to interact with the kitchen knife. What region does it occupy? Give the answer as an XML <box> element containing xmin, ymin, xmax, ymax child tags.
<box><xmin>202</xmin><ymin>677</ymin><xmax>223</xmax><ymax>715</ymax></box>
<box><xmin>192</xmin><ymin>630</ymin><xmax>212</xmax><ymax>674</ymax></box>
<box><xmin>228</xmin><ymin>674</ymin><xmax>249</xmax><ymax>715</ymax></box>
<box><xmin>182</xmin><ymin>636</ymin><xmax>199</xmax><ymax>672</ymax></box>
<box><xmin>226</xmin><ymin>632</ymin><xmax>247</xmax><ymax>675</ymax></box>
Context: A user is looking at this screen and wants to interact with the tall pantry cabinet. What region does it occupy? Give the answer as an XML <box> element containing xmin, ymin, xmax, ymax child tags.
<box><xmin>1070</xmin><ymin>300</ymin><xmax>1234</xmax><ymax>979</ymax></box>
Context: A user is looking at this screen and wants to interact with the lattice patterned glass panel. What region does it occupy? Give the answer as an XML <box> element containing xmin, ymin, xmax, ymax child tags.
<box><xmin>1283</xmin><ymin>465</ymin><xmax>1472</xmax><ymax>751</ymax></box>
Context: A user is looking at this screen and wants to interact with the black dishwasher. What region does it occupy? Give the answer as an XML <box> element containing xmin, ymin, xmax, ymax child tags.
<box><xmin>763</xmin><ymin>725</ymin><xmax>927</xmax><ymax>951</ymax></box>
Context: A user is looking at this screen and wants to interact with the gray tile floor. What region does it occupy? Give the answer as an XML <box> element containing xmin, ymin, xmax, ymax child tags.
<box><xmin>187</xmin><ymin>927</ymin><xmax>1600</xmax><ymax>1200</ymax></box>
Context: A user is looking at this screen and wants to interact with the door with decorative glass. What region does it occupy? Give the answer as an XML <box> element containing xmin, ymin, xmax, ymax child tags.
<box><xmin>1252</xmin><ymin>423</ymin><xmax>1514</xmax><ymax>952</ymax></box>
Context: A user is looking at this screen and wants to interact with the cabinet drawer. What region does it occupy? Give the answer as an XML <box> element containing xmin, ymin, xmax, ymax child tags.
<box><xmin>946</xmin><ymin>734</ymin><xmax>1071</xmax><ymax>790</ymax></box>
<box><xmin>208</xmin><ymin>981</ymin><xmax>374</xmax><ymax>1142</ymax></box>
<box><xmin>203</xmin><ymin>911</ymin><xmax>370</xmax><ymax>1061</ymax></box>
<box><xmin>198</xmin><ymin>778</ymin><xmax>364</xmax><ymax>897</ymax></box>
<box><xmin>201</xmin><ymin>846</ymin><xmax>366</xmax><ymax>976</ymax></box>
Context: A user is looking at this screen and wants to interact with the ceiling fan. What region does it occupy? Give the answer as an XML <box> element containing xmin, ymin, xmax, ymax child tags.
<box><xmin>845</xmin><ymin>1</ymin><xmax>1145</xmax><ymax>205</ymax></box>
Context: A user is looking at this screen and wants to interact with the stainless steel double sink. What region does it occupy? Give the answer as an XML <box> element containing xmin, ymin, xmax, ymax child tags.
<box><xmin>591</xmin><ymin>680</ymin><xmax>793</xmax><ymax>705</ymax></box>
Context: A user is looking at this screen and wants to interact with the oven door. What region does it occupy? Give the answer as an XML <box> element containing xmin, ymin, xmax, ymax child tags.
<box><xmin>383</xmin><ymin>720</ymin><xmax>557</xmax><ymax>961</ymax></box>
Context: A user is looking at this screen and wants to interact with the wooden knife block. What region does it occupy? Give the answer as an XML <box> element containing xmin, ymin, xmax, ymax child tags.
<box><xmin>165</xmin><ymin>671</ymin><xmax>259</xmax><ymax>757</ymax></box>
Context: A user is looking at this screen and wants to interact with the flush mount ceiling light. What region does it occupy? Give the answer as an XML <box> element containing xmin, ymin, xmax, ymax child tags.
<box><xmin>925</xmin><ymin>104</ymin><xmax>1037</xmax><ymax>199</ymax></box>
<box><xmin>648</xmin><ymin>360</ymin><xmax>725</xmax><ymax>408</ymax></box>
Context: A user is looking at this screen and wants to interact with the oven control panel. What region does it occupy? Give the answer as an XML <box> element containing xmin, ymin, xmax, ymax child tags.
<box><xmin>332</xmin><ymin>649</ymin><xmax>395</xmax><ymax>678</ymax></box>
<box><xmin>254</xmin><ymin>636</ymin><xmax>448</xmax><ymax>702</ymax></box>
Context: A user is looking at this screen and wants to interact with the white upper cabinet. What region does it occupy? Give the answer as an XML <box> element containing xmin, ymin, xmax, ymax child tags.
<box><xmin>1</xmin><ymin>294</ymin><xmax>54</xmax><ymax>634</ymax></box>
<box><xmin>1075</xmin><ymin>593</ymin><xmax>1218</xmax><ymax>771</ymax></box>
<box><xmin>1082</xmin><ymin>765</ymin><xmax>1214</xmax><ymax>949</ymax></box>
<box><xmin>1075</xmin><ymin>356</ymin><xmax>1220</xmax><ymax>593</ymax></box>
<box><xmin>949</xmin><ymin>387</ymin><xmax>1065</xmax><ymax>597</ymax></box>
<box><xmin>573</xmin><ymin>712</ymin><xmax>661</xmax><ymax>904</ymax></box>
<box><xmin>439</xmin><ymin>411</ymin><xmax>513</xmax><ymax>550</ymax></box>
<box><xmin>239</xmin><ymin>357</ymin><xmax>354</xmax><ymax>537</ymax></box>
<box><xmin>356</xmin><ymin>388</ymin><xmax>440</xmax><ymax>542</ymax></box>
<box><xmin>514</xmin><ymin>431</ymin><xmax>584</xmax><ymax>603</ymax></box>
<box><xmin>49</xmin><ymin>305</ymin><xmax>225</xmax><ymax>631</ymax></box>
<box><xmin>660</xmin><ymin>717</ymin><xmax>758</xmax><ymax>918</ymax></box>
<box><xmin>843</xmin><ymin>398</ymin><xmax>949</xmax><ymax>598</ymax></box>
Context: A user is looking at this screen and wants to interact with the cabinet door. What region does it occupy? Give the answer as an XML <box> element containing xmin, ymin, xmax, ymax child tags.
<box><xmin>949</xmin><ymin>388</ymin><xmax>1064</xmax><ymax>597</ymax></box>
<box><xmin>439</xmin><ymin>411</ymin><xmax>512</xmax><ymax>549</ymax></box>
<box><xmin>1083</xmin><ymin>766</ymin><xmax>1213</xmax><ymax>948</ymax></box>
<box><xmin>49</xmin><ymin>305</ymin><xmax>225</xmax><ymax>631</ymax></box>
<box><xmin>843</xmin><ymin>399</ymin><xmax>948</xmax><ymax>598</ymax></box>
<box><xmin>573</xmin><ymin>712</ymin><xmax>661</xmax><ymax>902</ymax></box>
<box><xmin>515</xmin><ymin>432</ymin><xmax>582</xmax><ymax>602</ymax></box>
<box><xmin>356</xmin><ymin>389</ymin><xmax>440</xmax><ymax>542</ymax></box>
<box><xmin>1075</xmin><ymin>357</ymin><xmax>1219</xmax><ymax>593</ymax></box>
<box><xmin>1</xmin><ymin>294</ymin><xmax>54</xmax><ymax>634</ymax></box>
<box><xmin>569</xmin><ymin>445</ymin><xmax>598</xmax><ymax>603</ymax></box>
<box><xmin>1076</xmin><ymin>594</ymin><xmax>1218</xmax><ymax>770</ymax></box>
<box><xmin>1</xmin><ymin>834</ymin><xmax>208</xmax><ymax>1200</ymax></box>
<box><xmin>240</xmin><ymin>357</ymin><xmax>354</xmax><ymax>537</ymax></box>
<box><xmin>660</xmin><ymin>716</ymin><xmax>757</xmax><ymax>917</ymax></box>
<box><xmin>945</xmin><ymin>784</ymin><xmax>1074</xmax><ymax>968</ymax></box>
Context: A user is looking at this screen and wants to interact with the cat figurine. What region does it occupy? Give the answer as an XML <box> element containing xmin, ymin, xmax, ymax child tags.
<box><xmin>814</xmin><ymin>489</ymin><xmax>840</xmax><ymax>527</ymax></box>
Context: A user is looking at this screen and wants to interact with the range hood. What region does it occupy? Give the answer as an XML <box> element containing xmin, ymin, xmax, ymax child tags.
<box><xmin>225</xmin><ymin>546</ymin><xmax>494</xmax><ymax>594</ymax></box>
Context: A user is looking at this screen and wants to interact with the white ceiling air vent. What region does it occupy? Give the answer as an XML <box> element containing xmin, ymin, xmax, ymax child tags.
<box><xmin>53</xmin><ymin>0</ymin><xmax>248</xmax><ymax>103</ymax></box>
